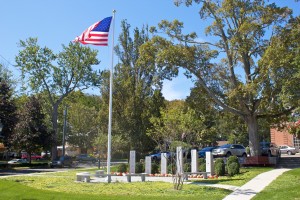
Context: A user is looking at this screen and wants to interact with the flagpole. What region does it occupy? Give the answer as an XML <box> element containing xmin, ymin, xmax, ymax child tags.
<box><xmin>107</xmin><ymin>9</ymin><xmax>116</xmax><ymax>175</ymax></box>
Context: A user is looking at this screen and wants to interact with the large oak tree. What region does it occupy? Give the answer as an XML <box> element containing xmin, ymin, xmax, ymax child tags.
<box><xmin>138</xmin><ymin>0</ymin><xmax>300</xmax><ymax>155</ymax></box>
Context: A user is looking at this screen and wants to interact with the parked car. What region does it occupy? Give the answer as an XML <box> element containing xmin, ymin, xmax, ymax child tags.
<box><xmin>49</xmin><ymin>156</ymin><xmax>73</xmax><ymax>168</ymax></box>
<box><xmin>183</xmin><ymin>147</ymin><xmax>199</xmax><ymax>159</ymax></box>
<box><xmin>21</xmin><ymin>153</ymin><xmax>43</xmax><ymax>160</ymax></box>
<box><xmin>148</xmin><ymin>151</ymin><xmax>173</xmax><ymax>161</ymax></box>
<box><xmin>76</xmin><ymin>154</ymin><xmax>96</xmax><ymax>163</ymax></box>
<box><xmin>41</xmin><ymin>151</ymin><xmax>51</xmax><ymax>158</ymax></box>
<box><xmin>260</xmin><ymin>142</ymin><xmax>280</xmax><ymax>157</ymax></box>
<box><xmin>8</xmin><ymin>159</ymin><xmax>28</xmax><ymax>164</ymax></box>
<box><xmin>212</xmin><ymin>144</ymin><xmax>247</xmax><ymax>157</ymax></box>
<box><xmin>279</xmin><ymin>145</ymin><xmax>297</xmax><ymax>155</ymax></box>
<box><xmin>198</xmin><ymin>146</ymin><xmax>218</xmax><ymax>158</ymax></box>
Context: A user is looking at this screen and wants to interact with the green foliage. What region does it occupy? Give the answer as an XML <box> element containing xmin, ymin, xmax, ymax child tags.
<box><xmin>135</xmin><ymin>162</ymin><xmax>144</xmax><ymax>173</ymax></box>
<box><xmin>151</xmin><ymin>162</ymin><xmax>159</xmax><ymax>174</ymax></box>
<box><xmin>138</xmin><ymin>0</ymin><xmax>299</xmax><ymax>157</ymax></box>
<box><xmin>214</xmin><ymin>158</ymin><xmax>225</xmax><ymax>176</ymax></box>
<box><xmin>167</xmin><ymin>162</ymin><xmax>176</xmax><ymax>174</ymax></box>
<box><xmin>15</xmin><ymin>38</ymin><xmax>101</xmax><ymax>159</ymax></box>
<box><xmin>117</xmin><ymin>163</ymin><xmax>128</xmax><ymax>173</ymax></box>
<box><xmin>10</xmin><ymin>96</ymin><xmax>51</xmax><ymax>161</ymax></box>
<box><xmin>148</xmin><ymin>100</ymin><xmax>206</xmax><ymax>152</ymax></box>
<box><xmin>226</xmin><ymin>156</ymin><xmax>240</xmax><ymax>176</ymax></box>
<box><xmin>227</xmin><ymin>162</ymin><xmax>240</xmax><ymax>177</ymax></box>
<box><xmin>198</xmin><ymin>158</ymin><xmax>205</xmax><ymax>164</ymax></box>
<box><xmin>0</xmin><ymin>80</ymin><xmax>17</xmax><ymax>147</ymax></box>
<box><xmin>198</xmin><ymin>157</ymin><xmax>206</xmax><ymax>172</ymax></box>
<box><xmin>97</xmin><ymin>20</ymin><xmax>167</xmax><ymax>156</ymax></box>
<box><xmin>199</xmin><ymin>163</ymin><xmax>206</xmax><ymax>172</ymax></box>
<box><xmin>67</xmin><ymin>103</ymin><xmax>99</xmax><ymax>151</ymax></box>
<box><xmin>0</xmin><ymin>63</ymin><xmax>15</xmax><ymax>86</ymax></box>
<box><xmin>184</xmin><ymin>163</ymin><xmax>191</xmax><ymax>172</ymax></box>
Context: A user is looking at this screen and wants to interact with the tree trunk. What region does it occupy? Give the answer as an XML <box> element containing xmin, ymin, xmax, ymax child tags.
<box><xmin>51</xmin><ymin>103</ymin><xmax>59</xmax><ymax>160</ymax></box>
<box><xmin>245</xmin><ymin>115</ymin><xmax>260</xmax><ymax>156</ymax></box>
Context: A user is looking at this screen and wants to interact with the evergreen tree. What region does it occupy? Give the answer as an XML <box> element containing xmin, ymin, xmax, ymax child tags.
<box><xmin>11</xmin><ymin>96</ymin><xmax>51</xmax><ymax>163</ymax></box>
<box><xmin>0</xmin><ymin>80</ymin><xmax>17</xmax><ymax>149</ymax></box>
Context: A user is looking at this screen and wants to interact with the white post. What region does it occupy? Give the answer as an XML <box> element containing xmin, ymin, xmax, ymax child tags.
<box><xmin>176</xmin><ymin>147</ymin><xmax>183</xmax><ymax>174</ymax></box>
<box><xmin>130</xmin><ymin>150</ymin><xmax>136</xmax><ymax>174</ymax></box>
<box><xmin>206</xmin><ymin>151</ymin><xmax>214</xmax><ymax>176</ymax></box>
<box><xmin>161</xmin><ymin>153</ymin><xmax>168</xmax><ymax>175</ymax></box>
<box><xmin>145</xmin><ymin>156</ymin><xmax>152</xmax><ymax>174</ymax></box>
<box><xmin>191</xmin><ymin>149</ymin><xmax>198</xmax><ymax>173</ymax></box>
<box><xmin>107</xmin><ymin>10</ymin><xmax>116</xmax><ymax>175</ymax></box>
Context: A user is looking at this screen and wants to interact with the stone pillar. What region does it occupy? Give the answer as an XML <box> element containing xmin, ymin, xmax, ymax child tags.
<box><xmin>130</xmin><ymin>150</ymin><xmax>136</xmax><ymax>174</ymax></box>
<box><xmin>206</xmin><ymin>151</ymin><xmax>214</xmax><ymax>176</ymax></box>
<box><xmin>161</xmin><ymin>153</ymin><xmax>168</xmax><ymax>175</ymax></box>
<box><xmin>145</xmin><ymin>156</ymin><xmax>152</xmax><ymax>174</ymax></box>
<box><xmin>176</xmin><ymin>146</ymin><xmax>183</xmax><ymax>174</ymax></box>
<box><xmin>191</xmin><ymin>149</ymin><xmax>198</xmax><ymax>173</ymax></box>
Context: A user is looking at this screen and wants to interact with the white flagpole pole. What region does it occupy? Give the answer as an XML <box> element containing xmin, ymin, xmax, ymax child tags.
<box><xmin>107</xmin><ymin>10</ymin><xmax>116</xmax><ymax>175</ymax></box>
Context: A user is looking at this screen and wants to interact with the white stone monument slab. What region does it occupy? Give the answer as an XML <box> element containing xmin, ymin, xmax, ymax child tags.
<box><xmin>130</xmin><ymin>150</ymin><xmax>136</xmax><ymax>174</ymax></box>
<box><xmin>161</xmin><ymin>153</ymin><xmax>168</xmax><ymax>175</ymax></box>
<box><xmin>176</xmin><ymin>146</ymin><xmax>183</xmax><ymax>174</ymax></box>
<box><xmin>206</xmin><ymin>151</ymin><xmax>214</xmax><ymax>176</ymax></box>
<box><xmin>145</xmin><ymin>156</ymin><xmax>152</xmax><ymax>174</ymax></box>
<box><xmin>191</xmin><ymin>149</ymin><xmax>198</xmax><ymax>173</ymax></box>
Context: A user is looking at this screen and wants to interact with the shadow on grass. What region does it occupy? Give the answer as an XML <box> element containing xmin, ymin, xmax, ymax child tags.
<box><xmin>192</xmin><ymin>178</ymin><xmax>244</xmax><ymax>185</ymax></box>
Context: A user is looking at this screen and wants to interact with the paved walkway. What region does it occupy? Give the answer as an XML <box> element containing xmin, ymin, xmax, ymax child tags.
<box><xmin>222</xmin><ymin>168</ymin><xmax>291</xmax><ymax>200</ymax></box>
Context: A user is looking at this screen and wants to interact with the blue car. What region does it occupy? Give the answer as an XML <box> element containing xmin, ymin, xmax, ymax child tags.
<box><xmin>198</xmin><ymin>147</ymin><xmax>218</xmax><ymax>158</ymax></box>
<box><xmin>149</xmin><ymin>151</ymin><xmax>173</xmax><ymax>161</ymax></box>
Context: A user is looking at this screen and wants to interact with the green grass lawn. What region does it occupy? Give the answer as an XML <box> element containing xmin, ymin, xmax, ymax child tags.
<box><xmin>0</xmin><ymin>166</ymin><xmax>231</xmax><ymax>200</ymax></box>
<box><xmin>0</xmin><ymin>166</ymin><xmax>274</xmax><ymax>200</ymax></box>
<box><xmin>253</xmin><ymin>168</ymin><xmax>300</xmax><ymax>200</ymax></box>
<box><xmin>0</xmin><ymin>178</ymin><xmax>230</xmax><ymax>200</ymax></box>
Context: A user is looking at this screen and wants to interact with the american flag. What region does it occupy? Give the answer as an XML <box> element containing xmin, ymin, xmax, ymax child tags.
<box><xmin>74</xmin><ymin>16</ymin><xmax>112</xmax><ymax>46</ymax></box>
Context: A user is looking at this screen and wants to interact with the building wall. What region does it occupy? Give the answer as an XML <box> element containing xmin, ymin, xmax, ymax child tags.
<box><xmin>270</xmin><ymin>128</ymin><xmax>294</xmax><ymax>146</ymax></box>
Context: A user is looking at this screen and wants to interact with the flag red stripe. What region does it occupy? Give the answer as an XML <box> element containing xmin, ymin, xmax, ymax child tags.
<box><xmin>74</xmin><ymin>19</ymin><xmax>111</xmax><ymax>46</ymax></box>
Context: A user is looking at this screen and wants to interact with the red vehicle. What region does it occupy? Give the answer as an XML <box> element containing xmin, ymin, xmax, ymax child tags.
<box><xmin>21</xmin><ymin>153</ymin><xmax>42</xmax><ymax>160</ymax></box>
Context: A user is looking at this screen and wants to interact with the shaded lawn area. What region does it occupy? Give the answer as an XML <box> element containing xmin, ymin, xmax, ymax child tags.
<box><xmin>192</xmin><ymin>167</ymin><xmax>273</xmax><ymax>186</ymax></box>
<box><xmin>253</xmin><ymin>168</ymin><xmax>300</xmax><ymax>200</ymax></box>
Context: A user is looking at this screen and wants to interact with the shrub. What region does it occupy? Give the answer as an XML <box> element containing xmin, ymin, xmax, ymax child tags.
<box><xmin>184</xmin><ymin>163</ymin><xmax>191</xmax><ymax>172</ymax></box>
<box><xmin>198</xmin><ymin>158</ymin><xmax>205</xmax><ymax>165</ymax></box>
<box><xmin>151</xmin><ymin>162</ymin><xmax>159</xmax><ymax>174</ymax></box>
<box><xmin>199</xmin><ymin>163</ymin><xmax>206</xmax><ymax>172</ymax></box>
<box><xmin>227</xmin><ymin>156</ymin><xmax>240</xmax><ymax>168</ymax></box>
<box><xmin>168</xmin><ymin>162</ymin><xmax>176</xmax><ymax>174</ymax></box>
<box><xmin>117</xmin><ymin>163</ymin><xmax>128</xmax><ymax>173</ymax></box>
<box><xmin>227</xmin><ymin>162</ymin><xmax>240</xmax><ymax>176</ymax></box>
<box><xmin>135</xmin><ymin>162</ymin><xmax>144</xmax><ymax>173</ymax></box>
<box><xmin>226</xmin><ymin>156</ymin><xmax>240</xmax><ymax>176</ymax></box>
<box><xmin>214</xmin><ymin>158</ymin><xmax>225</xmax><ymax>176</ymax></box>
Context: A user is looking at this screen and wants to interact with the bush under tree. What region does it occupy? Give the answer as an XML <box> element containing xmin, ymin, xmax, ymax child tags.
<box><xmin>214</xmin><ymin>158</ymin><xmax>225</xmax><ymax>176</ymax></box>
<box><xmin>226</xmin><ymin>156</ymin><xmax>240</xmax><ymax>176</ymax></box>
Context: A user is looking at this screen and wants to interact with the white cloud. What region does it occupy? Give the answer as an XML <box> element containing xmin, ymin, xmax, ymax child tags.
<box><xmin>162</xmin><ymin>74</ymin><xmax>194</xmax><ymax>101</ymax></box>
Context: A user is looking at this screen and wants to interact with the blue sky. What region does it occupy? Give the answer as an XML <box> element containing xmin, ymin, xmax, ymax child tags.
<box><xmin>0</xmin><ymin>0</ymin><xmax>299</xmax><ymax>100</ymax></box>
